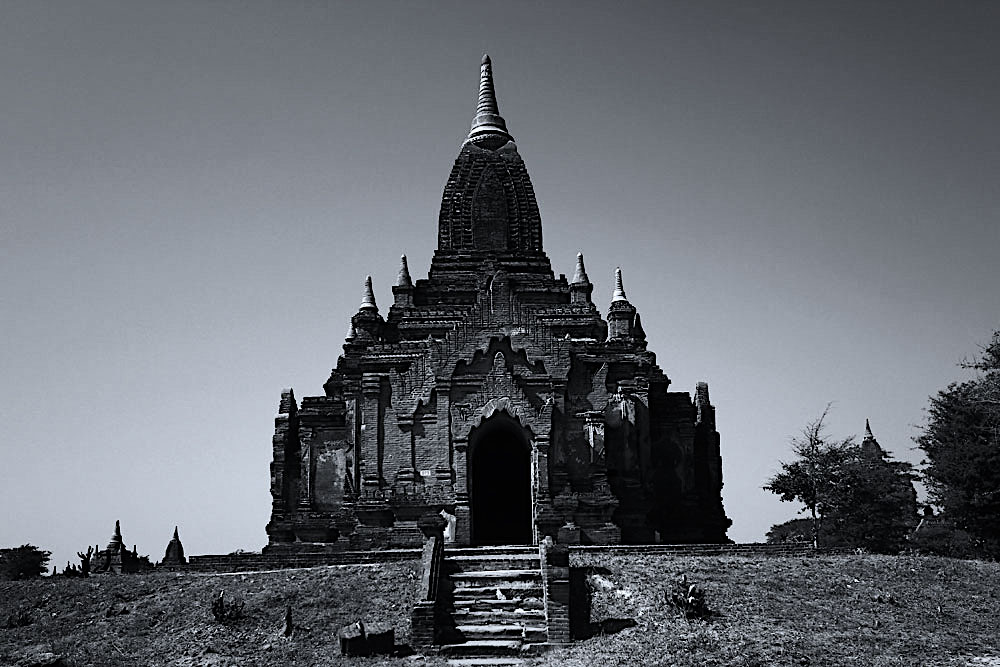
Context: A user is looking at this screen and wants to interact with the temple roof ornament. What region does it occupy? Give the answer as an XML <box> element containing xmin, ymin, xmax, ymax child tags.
<box><xmin>572</xmin><ymin>252</ymin><xmax>590</xmax><ymax>284</ymax></box>
<box><xmin>633</xmin><ymin>312</ymin><xmax>647</xmax><ymax>341</ymax></box>
<box><xmin>107</xmin><ymin>519</ymin><xmax>123</xmax><ymax>549</ymax></box>
<box><xmin>611</xmin><ymin>267</ymin><xmax>628</xmax><ymax>303</ymax></box>
<box><xmin>468</xmin><ymin>54</ymin><xmax>513</xmax><ymax>147</ymax></box>
<box><xmin>359</xmin><ymin>275</ymin><xmax>378</xmax><ymax>312</ymax></box>
<box><xmin>396</xmin><ymin>255</ymin><xmax>413</xmax><ymax>288</ymax></box>
<box><xmin>864</xmin><ymin>418</ymin><xmax>874</xmax><ymax>440</ymax></box>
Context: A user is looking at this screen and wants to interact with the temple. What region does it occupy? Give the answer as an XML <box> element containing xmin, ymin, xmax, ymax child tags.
<box><xmin>264</xmin><ymin>55</ymin><xmax>730</xmax><ymax>551</ymax></box>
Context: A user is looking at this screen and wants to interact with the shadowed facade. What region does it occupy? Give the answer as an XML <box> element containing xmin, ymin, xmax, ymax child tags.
<box><xmin>265</xmin><ymin>56</ymin><xmax>730</xmax><ymax>551</ymax></box>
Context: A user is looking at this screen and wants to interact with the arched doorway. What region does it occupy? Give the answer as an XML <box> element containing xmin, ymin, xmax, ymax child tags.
<box><xmin>469</xmin><ymin>413</ymin><xmax>533</xmax><ymax>545</ymax></box>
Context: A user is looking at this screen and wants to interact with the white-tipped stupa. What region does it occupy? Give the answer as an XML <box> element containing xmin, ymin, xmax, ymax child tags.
<box><xmin>611</xmin><ymin>267</ymin><xmax>628</xmax><ymax>302</ymax></box>
<box><xmin>572</xmin><ymin>252</ymin><xmax>590</xmax><ymax>284</ymax></box>
<box><xmin>359</xmin><ymin>275</ymin><xmax>378</xmax><ymax>311</ymax></box>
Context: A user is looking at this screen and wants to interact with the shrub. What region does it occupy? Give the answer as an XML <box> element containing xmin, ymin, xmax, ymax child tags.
<box><xmin>666</xmin><ymin>574</ymin><xmax>714</xmax><ymax>621</ymax></box>
<box><xmin>2</xmin><ymin>609</ymin><xmax>33</xmax><ymax>629</ymax></box>
<box><xmin>211</xmin><ymin>591</ymin><xmax>245</xmax><ymax>623</ymax></box>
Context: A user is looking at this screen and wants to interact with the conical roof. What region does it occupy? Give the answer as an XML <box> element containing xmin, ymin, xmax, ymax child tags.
<box><xmin>612</xmin><ymin>267</ymin><xmax>628</xmax><ymax>302</ymax></box>
<box><xmin>396</xmin><ymin>255</ymin><xmax>413</xmax><ymax>288</ymax></box>
<box><xmin>468</xmin><ymin>54</ymin><xmax>512</xmax><ymax>146</ymax></box>
<box><xmin>633</xmin><ymin>312</ymin><xmax>646</xmax><ymax>341</ymax></box>
<box><xmin>572</xmin><ymin>252</ymin><xmax>590</xmax><ymax>284</ymax></box>
<box><xmin>358</xmin><ymin>275</ymin><xmax>378</xmax><ymax>312</ymax></box>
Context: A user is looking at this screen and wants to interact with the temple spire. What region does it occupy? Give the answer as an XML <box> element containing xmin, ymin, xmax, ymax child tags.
<box><xmin>358</xmin><ymin>275</ymin><xmax>378</xmax><ymax>312</ymax></box>
<box><xmin>633</xmin><ymin>312</ymin><xmax>646</xmax><ymax>342</ymax></box>
<box><xmin>468</xmin><ymin>54</ymin><xmax>512</xmax><ymax>146</ymax></box>
<box><xmin>612</xmin><ymin>267</ymin><xmax>628</xmax><ymax>302</ymax></box>
<box><xmin>396</xmin><ymin>255</ymin><xmax>413</xmax><ymax>288</ymax></box>
<box><xmin>572</xmin><ymin>252</ymin><xmax>590</xmax><ymax>284</ymax></box>
<box><xmin>864</xmin><ymin>418</ymin><xmax>874</xmax><ymax>439</ymax></box>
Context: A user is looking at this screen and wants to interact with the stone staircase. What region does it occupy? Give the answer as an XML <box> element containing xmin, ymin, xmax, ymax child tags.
<box><xmin>439</xmin><ymin>546</ymin><xmax>546</xmax><ymax>666</ymax></box>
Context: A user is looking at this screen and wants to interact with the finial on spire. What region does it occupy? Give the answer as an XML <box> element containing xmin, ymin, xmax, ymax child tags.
<box><xmin>864</xmin><ymin>419</ymin><xmax>874</xmax><ymax>439</ymax></box>
<box><xmin>346</xmin><ymin>321</ymin><xmax>356</xmax><ymax>341</ymax></box>
<box><xmin>572</xmin><ymin>252</ymin><xmax>590</xmax><ymax>284</ymax></box>
<box><xmin>114</xmin><ymin>520</ymin><xmax>121</xmax><ymax>539</ymax></box>
<box><xmin>612</xmin><ymin>267</ymin><xmax>628</xmax><ymax>302</ymax></box>
<box><xmin>173</xmin><ymin>526</ymin><xmax>179</xmax><ymax>540</ymax></box>
<box><xmin>359</xmin><ymin>275</ymin><xmax>378</xmax><ymax>311</ymax></box>
<box><xmin>396</xmin><ymin>255</ymin><xmax>413</xmax><ymax>288</ymax></box>
<box><xmin>469</xmin><ymin>54</ymin><xmax>512</xmax><ymax>146</ymax></box>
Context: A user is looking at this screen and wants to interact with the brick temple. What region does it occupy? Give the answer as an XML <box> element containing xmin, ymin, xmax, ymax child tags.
<box><xmin>265</xmin><ymin>55</ymin><xmax>730</xmax><ymax>552</ymax></box>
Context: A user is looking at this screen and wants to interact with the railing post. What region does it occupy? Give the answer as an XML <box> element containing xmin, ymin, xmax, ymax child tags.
<box><xmin>411</xmin><ymin>513</ymin><xmax>448</xmax><ymax>649</ymax></box>
<box><xmin>540</xmin><ymin>535</ymin><xmax>571</xmax><ymax>645</ymax></box>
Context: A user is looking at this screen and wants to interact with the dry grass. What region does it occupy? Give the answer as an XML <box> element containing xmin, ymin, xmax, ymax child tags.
<box><xmin>0</xmin><ymin>560</ymin><xmax>445</xmax><ymax>666</ymax></box>
<box><xmin>2</xmin><ymin>554</ymin><xmax>999</xmax><ymax>666</ymax></box>
<box><xmin>541</xmin><ymin>553</ymin><xmax>1000</xmax><ymax>667</ymax></box>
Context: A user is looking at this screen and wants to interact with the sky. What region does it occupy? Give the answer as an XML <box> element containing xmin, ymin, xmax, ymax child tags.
<box><xmin>2</xmin><ymin>1</ymin><xmax>999</xmax><ymax>571</ymax></box>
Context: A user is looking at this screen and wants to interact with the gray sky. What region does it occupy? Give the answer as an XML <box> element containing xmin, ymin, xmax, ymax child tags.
<box><xmin>2</xmin><ymin>1</ymin><xmax>998</xmax><ymax>570</ymax></box>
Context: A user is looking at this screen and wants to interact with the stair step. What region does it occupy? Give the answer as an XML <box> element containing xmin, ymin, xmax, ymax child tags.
<box><xmin>453</xmin><ymin>609</ymin><xmax>546</xmax><ymax>623</ymax></box>
<box><xmin>446</xmin><ymin>546</ymin><xmax>537</xmax><ymax>557</ymax></box>
<box><xmin>453</xmin><ymin>597</ymin><xmax>544</xmax><ymax>610</ymax></box>
<box><xmin>446</xmin><ymin>555</ymin><xmax>541</xmax><ymax>572</ymax></box>
<box><xmin>451</xmin><ymin>569</ymin><xmax>541</xmax><ymax>581</ymax></box>
<box><xmin>453</xmin><ymin>585</ymin><xmax>543</xmax><ymax>600</ymax></box>
<box><xmin>447</xmin><ymin>659</ymin><xmax>525</xmax><ymax>667</ymax></box>
<box><xmin>441</xmin><ymin>639</ymin><xmax>523</xmax><ymax>657</ymax></box>
<box><xmin>447</xmin><ymin>552</ymin><xmax>539</xmax><ymax>562</ymax></box>
<box><xmin>457</xmin><ymin>624</ymin><xmax>547</xmax><ymax>642</ymax></box>
<box><xmin>457</xmin><ymin>623</ymin><xmax>525</xmax><ymax>637</ymax></box>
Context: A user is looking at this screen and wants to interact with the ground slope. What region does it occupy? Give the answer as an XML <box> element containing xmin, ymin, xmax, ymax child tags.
<box><xmin>2</xmin><ymin>554</ymin><xmax>999</xmax><ymax>666</ymax></box>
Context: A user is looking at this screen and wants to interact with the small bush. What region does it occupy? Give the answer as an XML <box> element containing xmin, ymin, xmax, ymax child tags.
<box><xmin>907</xmin><ymin>520</ymin><xmax>985</xmax><ymax>559</ymax></box>
<box><xmin>666</xmin><ymin>574</ymin><xmax>714</xmax><ymax>621</ymax></box>
<box><xmin>211</xmin><ymin>591</ymin><xmax>245</xmax><ymax>623</ymax></box>
<box><xmin>3</xmin><ymin>609</ymin><xmax>33</xmax><ymax>629</ymax></box>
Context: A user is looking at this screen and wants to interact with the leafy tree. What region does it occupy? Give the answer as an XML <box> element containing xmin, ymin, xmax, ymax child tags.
<box><xmin>823</xmin><ymin>440</ymin><xmax>919</xmax><ymax>553</ymax></box>
<box><xmin>765</xmin><ymin>518</ymin><xmax>813</xmax><ymax>544</ymax></box>
<box><xmin>765</xmin><ymin>407</ymin><xmax>918</xmax><ymax>552</ymax></box>
<box><xmin>916</xmin><ymin>330</ymin><xmax>1000</xmax><ymax>557</ymax></box>
<box><xmin>0</xmin><ymin>544</ymin><xmax>52</xmax><ymax>580</ymax></box>
<box><xmin>764</xmin><ymin>406</ymin><xmax>854</xmax><ymax>548</ymax></box>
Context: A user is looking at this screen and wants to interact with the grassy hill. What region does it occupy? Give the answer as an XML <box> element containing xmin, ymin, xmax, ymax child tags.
<box><xmin>2</xmin><ymin>553</ymin><xmax>999</xmax><ymax>666</ymax></box>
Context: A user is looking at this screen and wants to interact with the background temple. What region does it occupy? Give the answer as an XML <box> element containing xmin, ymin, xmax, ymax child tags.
<box><xmin>265</xmin><ymin>56</ymin><xmax>730</xmax><ymax>551</ymax></box>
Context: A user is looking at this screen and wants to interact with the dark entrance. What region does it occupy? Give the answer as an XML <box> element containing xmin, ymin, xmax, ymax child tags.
<box><xmin>469</xmin><ymin>414</ymin><xmax>533</xmax><ymax>545</ymax></box>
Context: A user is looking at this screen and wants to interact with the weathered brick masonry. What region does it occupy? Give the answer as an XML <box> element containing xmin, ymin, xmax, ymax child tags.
<box><xmin>265</xmin><ymin>55</ymin><xmax>731</xmax><ymax>553</ymax></box>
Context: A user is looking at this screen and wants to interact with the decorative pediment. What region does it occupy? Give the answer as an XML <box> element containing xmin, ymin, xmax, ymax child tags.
<box><xmin>470</xmin><ymin>396</ymin><xmax>528</xmax><ymax>428</ymax></box>
<box><xmin>451</xmin><ymin>351</ymin><xmax>551</xmax><ymax>438</ymax></box>
<box><xmin>454</xmin><ymin>336</ymin><xmax>547</xmax><ymax>377</ymax></box>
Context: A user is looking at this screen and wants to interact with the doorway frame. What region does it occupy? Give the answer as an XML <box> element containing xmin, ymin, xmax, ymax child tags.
<box><xmin>467</xmin><ymin>412</ymin><xmax>535</xmax><ymax>546</ymax></box>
